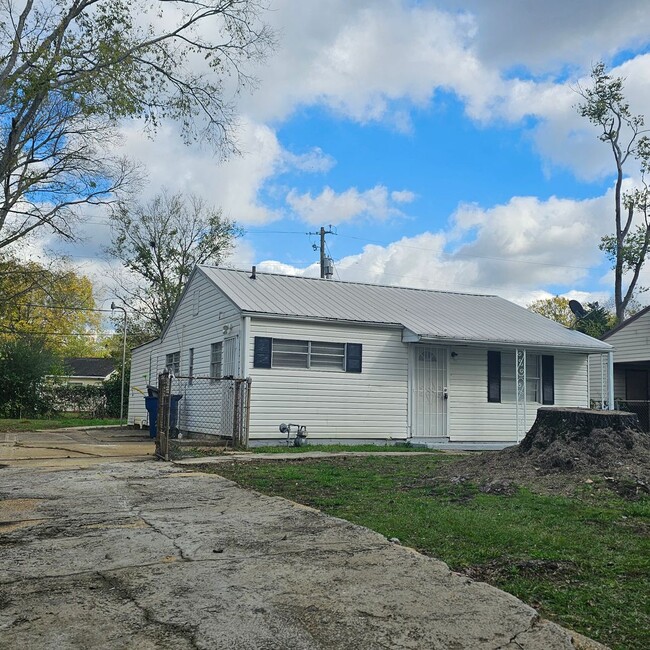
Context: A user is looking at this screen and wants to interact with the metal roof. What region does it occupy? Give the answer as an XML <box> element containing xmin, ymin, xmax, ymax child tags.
<box><xmin>199</xmin><ymin>266</ymin><xmax>612</xmax><ymax>352</ymax></box>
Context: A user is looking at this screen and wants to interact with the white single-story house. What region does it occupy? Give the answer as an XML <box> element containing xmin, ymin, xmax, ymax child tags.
<box><xmin>590</xmin><ymin>305</ymin><xmax>650</xmax><ymax>430</ymax></box>
<box><xmin>127</xmin><ymin>266</ymin><xmax>613</xmax><ymax>447</ymax></box>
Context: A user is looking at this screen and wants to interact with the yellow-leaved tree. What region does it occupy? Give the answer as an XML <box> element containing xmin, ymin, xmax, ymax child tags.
<box><xmin>0</xmin><ymin>255</ymin><xmax>104</xmax><ymax>357</ymax></box>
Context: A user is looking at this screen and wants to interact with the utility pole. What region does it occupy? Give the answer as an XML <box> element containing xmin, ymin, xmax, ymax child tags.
<box><xmin>111</xmin><ymin>302</ymin><xmax>128</xmax><ymax>427</ymax></box>
<box><xmin>309</xmin><ymin>226</ymin><xmax>335</xmax><ymax>279</ymax></box>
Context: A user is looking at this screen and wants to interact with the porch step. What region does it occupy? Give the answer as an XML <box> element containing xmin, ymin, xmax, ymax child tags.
<box><xmin>409</xmin><ymin>437</ymin><xmax>514</xmax><ymax>451</ymax></box>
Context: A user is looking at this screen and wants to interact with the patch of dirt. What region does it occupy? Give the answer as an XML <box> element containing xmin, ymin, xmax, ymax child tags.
<box><xmin>463</xmin><ymin>558</ymin><xmax>578</xmax><ymax>584</ymax></box>
<box><xmin>434</xmin><ymin>409</ymin><xmax>650</xmax><ymax>498</ymax></box>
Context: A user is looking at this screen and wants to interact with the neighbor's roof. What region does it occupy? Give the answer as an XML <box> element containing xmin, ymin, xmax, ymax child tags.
<box><xmin>199</xmin><ymin>266</ymin><xmax>612</xmax><ymax>352</ymax></box>
<box><xmin>64</xmin><ymin>357</ymin><xmax>116</xmax><ymax>378</ymax></box>
<box><xmin>601</xmin><ymin>305</ymin><xmax>650</xmax><ymax>340</ymax></box>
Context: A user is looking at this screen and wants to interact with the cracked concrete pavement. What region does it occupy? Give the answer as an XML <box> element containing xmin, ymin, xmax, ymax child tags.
<box><xmin>0</xmin><ymin>451</ymin><xmax>607</xmax><ymax>650</ymax></box>
<box><xmin>0</xmin><ymin>426</ymin><xmax>154</xmax><ymax>468</ymax></box>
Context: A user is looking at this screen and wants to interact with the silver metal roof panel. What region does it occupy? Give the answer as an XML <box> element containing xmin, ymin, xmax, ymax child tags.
<box><xmin>199</xmin><ymin>266</ymin><xmax>612</xmax><ymax>352</ymax></box>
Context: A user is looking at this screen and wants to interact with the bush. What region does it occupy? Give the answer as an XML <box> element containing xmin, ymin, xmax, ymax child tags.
<box><xmin>0</xmin><ymin>337</ymin><xmax>57</xmax><ymax>418</ymax></box>
<box><xmin>40</xmin><ymin>382</ymin><xmax>110</xmax><ymax>418</ymax></box>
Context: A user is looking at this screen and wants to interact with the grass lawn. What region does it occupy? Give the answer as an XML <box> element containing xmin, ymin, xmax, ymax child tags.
<box><xmin>0</xmin><ymin>417</ymin><xmax>121</xmax><ymax>432</ymax></box>
<box><xmin>206</xmin><ymin>455</ymin><xmax>649</xmax><ymax>650</ymax></box>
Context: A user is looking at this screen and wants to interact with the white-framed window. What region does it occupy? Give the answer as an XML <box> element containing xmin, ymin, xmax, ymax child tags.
<box><xmin>500</xmin><ymin>352</ymin><xmax>541</xmax><ymax>403</ymax></box>
<box><xmin>165</xmin><ymin>351</ymin><xmax>180</xmax><ymax>375</ymax></box>
<box><xmin>210</xmin><ymin>342</ymin><xmax>223</xmax><ymax>378</ymax></box>
<box><xmin>310</xmin><ymin>341</ymin><xmax>346</xmax><ymax>369</ymax></box>
<box><xmin>272</xmin><ymin>339</ymin><xmax>309</xmax><ymax>368</ymax></box>
<box><xmin>255</xmin><ymin>338</ymin><xmax>353</xmax><ymax>371</ymax></box>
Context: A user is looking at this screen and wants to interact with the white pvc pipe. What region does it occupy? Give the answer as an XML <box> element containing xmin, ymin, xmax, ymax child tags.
<box><xmin>608</xmin><ymin>351</ymin><xmax>615</xmax><ymax>410</ymax></box>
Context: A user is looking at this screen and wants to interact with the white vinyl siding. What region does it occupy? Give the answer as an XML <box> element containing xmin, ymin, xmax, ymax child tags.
<box><xmin>248</xmin><ymin>319</ymin><xmax>408</xmax><ymax>440</ymax></box>
<box><xmin>602</xmin><ymin>310</ymin><xmax>650</xmax><ymax>363</ymax></box>
<box><xmin>127</xmin><ymin>339</ymin><xmax>161</xmax><ymax>425</ymax></box>
<box><xmin>127</xmin><ymin>269</ymin><xmax>242</xmax><ymax>425</ymax></box>
<box><xmin>448</xmin><ymin>347</ymin><xmax>589</xmax><ymax>442</ymax></box>
<box><xmin>589</xmin><ymin>310</ymin><xmax>650</xmax><ymax>403</ymax></box>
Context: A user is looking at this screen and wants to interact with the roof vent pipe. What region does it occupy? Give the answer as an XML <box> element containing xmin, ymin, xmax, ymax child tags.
<box><xmin>250</xmin><ymin>265</ymin><xmax>256</xmax><ymax>280</ymax></box>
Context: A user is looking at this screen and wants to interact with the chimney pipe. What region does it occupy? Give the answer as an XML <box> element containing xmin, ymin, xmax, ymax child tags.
<box><xmin>250</xmin><ymin>265</ymin><xmax>256</xmax><ymax>279</ymax></box>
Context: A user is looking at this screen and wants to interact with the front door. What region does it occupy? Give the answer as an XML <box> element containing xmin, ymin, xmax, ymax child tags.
<box><xmin>412</xmin><ymin>345</ymin><xmax>448</xmax><ymax>437</ymax></box>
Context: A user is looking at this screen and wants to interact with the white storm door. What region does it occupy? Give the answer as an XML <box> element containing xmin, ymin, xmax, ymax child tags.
<box><xmin>412</xmin><ymin>345</ymin><xmax>448</xmax><ymax>437</ymax></box>
<box><xmin>223</xmin><ymin>336</ymin><xmax>239</xmax><ymax>377</ymax></box>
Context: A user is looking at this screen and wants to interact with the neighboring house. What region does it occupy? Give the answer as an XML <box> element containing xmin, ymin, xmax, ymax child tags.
<box><xmin>590</xmin><ymin>306</ymin><xmax>650</xmax><ymax>431</ymax></box>
<box><xmin>127</xmin><ymin>266</ymin><xmax>612</xmax><ymax>447</ymax></box>
<box><xmin>61</xmin><ymin>358</ymin><xmax>116</xmax><ymax>386</ymax></box>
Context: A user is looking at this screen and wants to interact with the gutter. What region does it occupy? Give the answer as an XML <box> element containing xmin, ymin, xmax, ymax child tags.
<box><xmin>409</xmin><ymin>333</ymin><xmax>613</xmax><ymax>355</ymax></box>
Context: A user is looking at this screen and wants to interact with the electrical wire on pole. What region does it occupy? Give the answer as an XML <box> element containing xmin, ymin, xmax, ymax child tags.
<box><xmin>307</xmin><ymin>225</ymin><xmax>335</xmax><ymax>279</ymax></box>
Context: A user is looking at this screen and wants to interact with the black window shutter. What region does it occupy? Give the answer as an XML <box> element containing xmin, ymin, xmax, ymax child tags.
<box><xmin>487</xmin><ymin>351</ymin><xmax>501</xmax><ymax>402</ymax></box>
<box><xmin>345</xmin><ymin>343</ymin><xmax>362</xmax><ymax>373</ymax></box>
<box><xmin>253</xmin><ymin>337</ymin><xmax>272</xmax><ymax>368</ymax></box>
<box><xmin>542</xmin><ymin>355</ymin><xmax>555</xmax><ymax>405</ymax></box>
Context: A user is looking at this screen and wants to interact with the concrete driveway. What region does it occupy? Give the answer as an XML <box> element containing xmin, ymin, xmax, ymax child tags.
<box><xmin>0</xmin><ymin>426</ymin><xmax>154</xmax><ymax>468</ymax></box>
<box><xmin>0</xmin><ymin>451</ymin><xmax>604</xmax><ymax>649</ymax></box>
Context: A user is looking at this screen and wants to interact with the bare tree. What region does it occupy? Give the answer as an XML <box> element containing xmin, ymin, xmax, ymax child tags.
<box><xmin>576</xmin><ymin>63</ymin><xmax>650</xmax><ymax>323</ymax></box>
<box><xmin>107</xmin><ymin>191</ymin><xmax>243</xmax><ymax>334</ymax></box>
<box><xmin>0</xmin><ymin>0</ymin><xmax>273</xmax><ymax>250</ymax></box>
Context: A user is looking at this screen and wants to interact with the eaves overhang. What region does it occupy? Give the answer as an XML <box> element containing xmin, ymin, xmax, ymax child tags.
<box><xmin>406</xmin><ymin>332</ymin><xmax>613</xmax><ymax>354</ymax></box>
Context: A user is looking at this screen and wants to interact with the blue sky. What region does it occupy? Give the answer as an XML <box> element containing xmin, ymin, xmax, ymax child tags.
<box><xmin>36</xmin><ymin>0</ymin><xmax>650</xmax><ymax>308</ymax></box>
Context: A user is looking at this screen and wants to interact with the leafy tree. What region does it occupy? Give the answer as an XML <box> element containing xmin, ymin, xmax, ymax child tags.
<box><xmin>528</xmin><ymin>296</ymin><xmax>618</xmax><ymax>338</ymax></box>
<box><xmin>107</xmin><ymin>191</ymin><xmax>243</xmax><ymax>334</ymax></box>
<box><xmin>0</xmin><ymin>335</ymin><xmax>59</xmax><ymax>417</ymax></box>
<box><xmin>0</xmin><ymin>0</ymin><xmax>273</xmax><ymax>250</ymax></box>
<box><xmin>0</xmin><ymin>255</ymin><xmax>104</xmax><ymax>356</ymax></box>
<box><xmin>573</xmin><ymin>302</ymin><xmax>616</xmax><ymax>339</ymax></box>
<box><xmin>576</xmin><ymin>62</ymin><xmax>650</xmax><ymax>324</ymax></box>
<box><xmin>528</xmin><ymin>296</ymin><xmax>576</xmax><ymax>328</ymax></box>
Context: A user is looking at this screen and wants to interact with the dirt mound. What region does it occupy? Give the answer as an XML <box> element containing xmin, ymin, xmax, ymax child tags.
<box><xmin>436</xmin><ymin>408</ymin><xmax>650</xmax><ymax>498</ymax></box>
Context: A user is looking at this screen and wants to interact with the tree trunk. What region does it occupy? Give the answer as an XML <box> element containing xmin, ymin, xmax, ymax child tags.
<box><xmin>519</xmin><ymin>407</ymin><xmax>640</xmax><ymax>453</ymax></box>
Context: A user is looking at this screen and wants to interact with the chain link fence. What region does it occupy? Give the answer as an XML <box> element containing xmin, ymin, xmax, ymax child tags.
<box><xmin>155</xmin><ymin>372</ymin><xmax>251</xmax><ymax>460</ymax></box>
<box><xmin>615</xmin><ymin>399</ymin><xmax>650</xmax><ymax>432</ymax></box>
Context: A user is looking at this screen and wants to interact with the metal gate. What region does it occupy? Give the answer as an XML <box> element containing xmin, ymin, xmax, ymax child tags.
<box><xmin>155</xmin><ymin>371</ymin><xmax>251</xmax><ymax>461</ymax></box>
<box><xmin>411</xmin><ymin>345</ymin><xmax>448</xmax><ymax>437</ymax></box>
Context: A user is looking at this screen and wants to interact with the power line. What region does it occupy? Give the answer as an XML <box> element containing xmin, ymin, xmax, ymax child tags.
<box><xmin>0</xmin><ymin>330</ymin><xmax>103</xmax><ymax>337</ymax></box>
<box><xmin>4</xmin><ymin>303</ymin><xmax>117</xmax><ymax>313</ymax></box>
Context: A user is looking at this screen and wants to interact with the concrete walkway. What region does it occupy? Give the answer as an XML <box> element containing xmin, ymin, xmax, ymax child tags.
<box><xmin>0</xmin><ymin>459</ymin><xmax>604</xmax><ymax>649</ymax></box>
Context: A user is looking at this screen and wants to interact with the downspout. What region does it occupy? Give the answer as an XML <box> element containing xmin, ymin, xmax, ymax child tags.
<box><xmin>608</xmin><ymin>350</ymin><xmax>615</xmax><ymax>410</ymax></box>
<box><xmin>241</xmin><ymin>316</ymin><xmax>251</xmax><ymax>377</ymax></box>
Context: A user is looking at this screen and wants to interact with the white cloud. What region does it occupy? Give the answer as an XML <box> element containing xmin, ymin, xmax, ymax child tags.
<box><xmin>286</xmin><ymin>184</ymin><xmax>412</xmax><ymax>225</ymax></box>
<box><xmin>117</xmin><ymin>119</ymin><xmax>282</xmax><ymax>225</ymax></box>
<box><xmin>254</xmin><ymin>187</ymin><xmax>630</xmax><ymax>306</ymax></box>
<box><xmin>281</xmin><ymin>147</ymin><xmax>336</xmax><ymax>174</ymax></box>
<box><xmin>391</xmin><ymin>190</ymin><xmax>416</xmax><ymax>203</ymax></box>
<box><xmin>438</xmin><ymin>0</ymin><xmax>650</xmax><ymax>72</ymax></box>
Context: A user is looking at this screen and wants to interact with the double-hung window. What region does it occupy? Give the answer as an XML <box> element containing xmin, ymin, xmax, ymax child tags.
<box><xmin>488</xmin><ymin>351</ymin><xmax>554</xmax><ymax>404</ymax></box>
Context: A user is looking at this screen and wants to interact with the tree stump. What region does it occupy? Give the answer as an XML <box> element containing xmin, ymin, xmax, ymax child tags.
<box><xmin>519</xmin><ymin>407</ymin><xmax>641</xmax><ymax>454</ymax></box>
